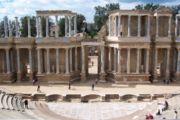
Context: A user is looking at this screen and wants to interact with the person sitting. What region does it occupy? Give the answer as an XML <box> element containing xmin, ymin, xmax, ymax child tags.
<box><xmin>156</xmin><ymin>109</ymin><xmax>161</xmax><ymax>115</ymax></box>
<box><xmin>162</xmin><ymin>100</ymin><xmax>169</xmax><ymax>111</ymax></box>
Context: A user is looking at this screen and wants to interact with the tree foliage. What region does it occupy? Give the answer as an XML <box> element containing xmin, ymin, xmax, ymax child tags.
<box><xmin>134</xmin><ymin>3</ymin><xmax>160</xmax><ymax>11</ymax></box>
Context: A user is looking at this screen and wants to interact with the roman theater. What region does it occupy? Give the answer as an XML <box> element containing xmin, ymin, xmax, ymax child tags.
<box><xmin>0</xmin><ymin>7</ymin><xmax>180</xmax><ymax>120</ymax></box>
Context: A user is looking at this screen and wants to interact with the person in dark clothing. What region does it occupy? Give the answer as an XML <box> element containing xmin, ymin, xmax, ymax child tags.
<box><xmin>37</xmin><ymin>85</ymin><xmax>40</xmax><ymax>92</ymax></box>
<box><xmin>24</xmin><ymin>100</ymin><xmax>28</xmax><ymax>109</ymax></box>
<box><xmin>92</xmin><ymin>83</ymin><xmax>95</xmax><ymax>91</ymax></box>
<box><xmin>68</xmin><ymin>82</ymin><xmax>71</xmax><ymax>90</ymax></box>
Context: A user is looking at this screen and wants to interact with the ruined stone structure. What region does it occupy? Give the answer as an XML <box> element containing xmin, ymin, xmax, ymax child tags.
<box><xmin>0</xmin><ymin>8</ymin><xmax>180</xmax><ymax>83</ymax></box>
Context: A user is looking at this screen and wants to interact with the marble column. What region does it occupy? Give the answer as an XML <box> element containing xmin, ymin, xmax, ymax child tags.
<box><xmin>8</xmin><ymin>21</ymin><xmax>12</xmax><ymax>37</ymax></box>
<box><xmin>168</xmin><ymin>16</ymin><xmax>172</xmax><ymax>37</ymax></box>
<box><xmin>108</xmin><ymin>16</ymin><xmax>111</xmax><ymax>36</ymax></box>
<box><xmin>65</xmin><ymin>16</ymin><xmax>68</xmax><ymax>37</ymax></box>
<box><xmin>114</xmin><ymin>16</ymin><xmax>117</xmax><ymax>36</ymax></box>
<box><xmin>4</xmin><ymin>17</ymin><xmax>8</xmax><ymax>38</ymax></box>
<box><xmin>46</xmin><ymin>48</ymin><xmax>50</xmax><ymax>74</ymax></box>
<box><xmin>127</xmin><ymin>48</ymin><xmax>130</xmax><ymax>74</ymax></box>
<box><xmin>55</xmin><ymin>16</ymin><xmax>59</xmax><ymax>38</ymax></box>
<box><xmin>177</xmin><ymin>49</ymin><xmax>180</xmax><ymax>72</ymax></box>
<box><xmin>146</xmin><ymin>48</ymin><xmax>150</xmax><ymax>74</ymax></box>
<box><xmin>136</xmin><ymin>48</ymin><xmax>140</xmax><ymax>74</ymax></box>
<box><xmin>154</xmin><ymin>48</ymin><xmax>158</xmax><ymax>80</ymax></box>
<box><xmin>75</xmin><ymin>47</ymin><xmax>78</xmax><ymax>71</ymax></box>
<box><xmin>56</xmin><ymin>48</ymin><xmax>60</xmax><ymax>74</ymax></box>
<box><xmin>156</xmin><ymin>16</ymin><xmax>159</xmax><ymax>37</ymax></box>
<box><xmin>28</xmin><ymin>16</ymin><xmax>31</xmax><ymax>38</ymax></box>
<box><xmin>175</xmin><ymin>16</ymin><xmax>178</xmax><ymax>37</ymax></box>
<box><xmin>65</xmin><ymin>48</ymin><xmax>69</xmax><ymax>74</ymax></box>
<box><xmin>37</xmin><ymin>48</ymin><xmax>41</xmax><ymax>74</ymax></box>
<box><xmin>114</xmin><ymin>48</ymin><xmax>116</xmax><ymax>72</ymax></box>
<box><xmin>166</xmin><ymin>48</ymin><xmax>170</xmax><ymax>79</ymax></box>
<box><xmin>100</xmin><ymin>46</ymin><xmax>105</xmax><ymax>73</ymax></box>
<box><xmin>46</xmin><ymin>16</ymin><xmax>49</xmax><ymax>37</ymax></box>
<box><xmin>36</xmin><ymin>17</ymin><xmax>39</xmax><ymax>38</ymax></box>
<box><xmin>28</xmin><ymin>48</ymin><xmax>32</xmax><ymax>73</ymax></box>
<box><xmin>15</xmin><ymin>17</ymin><xmax>19</xmax><ymax>38</ymax></box>
<box><xmin>16</xmin><ymin>48</ymin><xmax>20</xmax><ymax>73</ymax></box>
<box><xmin>69</xmin><ymin>48</ymin><xmax>72</xmax><ymax>72</ymax></box>
<box><xmin>39</xmin><ymin>17</ymin><xmax>42</xmax><ymax>38</ymax></box>
<box><xmin>118</xmin><ymin>15</ymin><xmax>121</xmax><ymax>37</ymax></box>
<box><xmin>5</xmin><ymin>48</ymin><xmax>10</xmax><ymax>74</ymax></box>
<box><xmin>117</xmin><ymin>48</ymin><xmax>121</xmax><ymax>73</ymax></box>
<box><xmin>81</xmin><ymin>46</ymin><xmax>85</xmax><ymax>73</ymax></box>
<box><xmin>138</xmin><ymin>15</ymin><xmax>141</xmax><ymax>37</ymax></box>
<box><xmin>147</xmin><ymin>15</ymin><xmax>150</xmax><ymax>37</ymax></box>
<box><xmin>128</xmin><ymin>15</ymin><xmax>131</xmax><ymax>37</ymax></box>
<box><xmin>68</xmin><ymin>16</ymin><xmax>71</xmax><ymax>37</ymax></box>
<box><xmin>74</xmin><ymin>15</ymin><xmax>77</xmax><ymax>35</ymax></box>
<box><xmin>109</xmin><ymin>47</ymin><xmax>112</xmax><ymax>71</ymax></box>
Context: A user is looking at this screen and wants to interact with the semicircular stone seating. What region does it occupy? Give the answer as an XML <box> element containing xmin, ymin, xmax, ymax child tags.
<box><xmin>1</xmin><ymin>92</ymin><xmax>9</xmax><ymax>109</ymax></box>
<box><xmin>45</xmin><ymin>94</ymin><xmax>63</xmax><ymax>102</ymax></box>
<box><xmin>82</xmin><ymin>94</ymin><xmax>102</xmax><ymax>102</ymax></box>
<box><xmin>0</xmin><ymin>91</ymin><xmax>4</xmax><ymax>109</ymax></box>
<box><xmin>6</xmin><ymin>94</ymin><xmax>14</xmax><ymax>110</ymax></box>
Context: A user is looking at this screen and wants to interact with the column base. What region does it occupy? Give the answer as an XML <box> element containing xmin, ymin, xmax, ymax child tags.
<box><xmin>81</xmin><ymin>73</ymin><xmax>86</xmax><ymax>81</ymax></box>
<box><xmin>28</xmin><ymin>73</ymin><xmax>33</xmax><ymax>81</ymax></box>
<box><xmin>175</xmin><ymin>72</ymin><xmax>180</xmax><ymax>80</ymax></box>
<box><xmin>99</xmin><ymin>72</ymin><xmax>106</xmax><ymax>81</ymax></box>
<box><xmin>17</xmin><ymin>72</ymin><xmax>22</xmax><ymax>82</ymax></box>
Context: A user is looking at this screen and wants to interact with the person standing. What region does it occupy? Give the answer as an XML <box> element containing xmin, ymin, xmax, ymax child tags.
<box><xmin>37</xmin><ymin>85</ymin><xmax>40</xmax><ymax>92</ymax></box>
<box><xmin>174</xmin><ymin>110</ymin><xmax>178</xmax><ymax>119</ymax></box>
<box><xmin>68</xmin><ymin>82</ymin><xmax>71</xmax><ymax>90</ymax></box>
<box><xmin>92</xmin><ymin>83</ymin><xmax>95</xmax><ymax>91</ymax></box>
<box><xmin>24</xmin><ymin>100</ymin><xmax>28</xmax><ymax>109</ymax></box>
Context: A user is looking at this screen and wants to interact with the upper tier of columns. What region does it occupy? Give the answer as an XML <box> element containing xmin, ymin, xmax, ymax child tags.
<box><xmin>175</xmin><ymin>15</ymin><xmax>180</xmax><ymax>37</ymax></box>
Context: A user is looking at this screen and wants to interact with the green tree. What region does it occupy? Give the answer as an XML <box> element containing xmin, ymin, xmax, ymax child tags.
<box><xmin>0</xmin><ymin>21</ymin><xmax>4</xmax><ymax>37</ymax></box>
<box><xmin>171</xmin><ymin>5</ymin><xmax>180</xmax><ymax>19</ymax></box>
<box><xmin>134</xmin><ymin>3</ymin><xmax>160</xmax><ymax>11</ymax></box>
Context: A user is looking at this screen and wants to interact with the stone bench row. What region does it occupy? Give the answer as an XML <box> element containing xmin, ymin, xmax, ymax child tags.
<box><xmin>18</xmin><ymin>93</ymin><xmax>174</xmax><ymax>103</ymax></box>
<box><xmin>0</xmin><ymin>90</ymin><xmax>25</xmax><ymax>112</ymax></box>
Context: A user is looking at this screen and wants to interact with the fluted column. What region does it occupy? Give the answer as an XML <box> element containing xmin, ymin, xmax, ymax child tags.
<box><xmin>37</xmin><ymin>48</ymin><xmax>41</xmax><ymax>74</ymax></box>
<box><xmin>156</xmin><ymin>16</ymin><xmax>159</xmax><ymax>37</ymax></box>
<box><xmin>154</xmin><ymin>48</ymin><xmax>158</xmax><ymax>80</ymax></box>
<box><xmin>4</xmin><ymin>17</ymin><xmax>8</xmax><ymax>38</ymax></box>
<box><xmin>16</xmin><ymin>48</ymin><xmax>20</xmax><ymax>73</ymax></box>
<box><xmin>8</xmin><ymin>21</ymin><xmax>12</xmax><ymax>37</ymax></box>
<box><xmin>15</xmin><ymin>17</ymin><xmax>19</xmax><ymax>38</ymax></box>
<box><xmin>128</xmin><ymin>15</ymin><xmax>131</xmax><ymax>37</ymax></box>
<box><xmin>127</xmin><ymin>48</ymin><xmax>130</xmax><ymax>74</ymax></box>
<box><xmin>166</xmin><ymin>48</ymin><xmax>170</xmax><ymax>79</ymax></box>
<box><xmin>36</xmin><ymin>17</ymin><xmax>39</xmax><ymax>38</ymax></box>
<box><xmin>5</xmin><ymin>48</ymin><xmax>10</xmax><ymax>74</ymax></box>
<box><xmin>146</xmin><ymin>48</ymin><xmax>150</xmax><ymax>74</ymax></box>
<box><xmin>46</xmin><ymin>48</ymin><xmax>50</xmax><ymax>74</ymax></box>
<box><xmin>55</xmin><ymin>16</ymin><xmax>59</xmax><ymax>38</ymax></box>
<box><xmin>114</xmin><ymin>16</ymin><xmax>117</xmax><ymax>36</ymax></box>
<box><xmin>100</xmin><ymin>46</ymin><xmax>105</xmax><ymax>73</ymax></box>
<box><xmin>46</xmin><ymin>16</ymin><xmax>49</xmax><ymax>37</ymax></box>
<box><xmin>168</xmin><ymin>16</ymin><xmax>172</xmax><ymax>37</ymax></box>
<box><xmin>177</xmin><ymin>49</ymin><xmax>180</xmax><ymax>73</ymax></box>
<box><xmin>74</xmin><ymin>15</ymin><xmax>77</xmax><ymax>35</ymax></box>
<box><xmin>68</xmin><ymin>16</ymin><xmax>71</xmax><ymax>37</ymax></box>
<box><xmin>109</xmin><ymin>47</ymin><xmax>112</xmax><ymax>71</ymax></box>
<box><xmin>147</xmin><ymin>15</ymin><xmax>150</xmax><ymax>37</ymax></box>
<box><xmin>56</xmin><ymin>48</ymin><xmax>60</xmax><ymax>74</ymax></box>
<box><xmin>117</xmin><ymin>48</ymin><xmax>121</xmax><ymax>73</ymax></box>
<box><xmin>108</xmin><ymin>16</ymin><xmax>111</xmax><ymax>36</ymax></box>
<box><xmin>39</xmin><ymin>17</ymin><xmax>42</xmax><ymax>38</ymax></box>
<box><xmin>28</xmin><ymin>16</ymin><xmax>31</xmax><ymax>38</ymax></box>
<box><xmin>65</xmin><ymin>16</ymin><xmax>68</xmax><ymax>37</ymax></box>
<box><xmin>75</xmin><ymin>47</ymin><xmax>78</xmax><ymax>71</ymax></box>
<box><xmin>136</xmin><ymin>48</ymin><xmax>140</xmax><ymax>74</ymax></box>
<box><xmin>118</xmin><ymin>15</ymin><xmax>121</xmax><ymax>37</ymax></box>
<box><xmin>114</xmin><ymin>48</ymin><xmax>116</xmax><ymax>72</ymax></box>
<box><xmin>175</xmin><ymin>16</ymin><xmax>178</xmax><ymax>37</ymax></box>
<box><xmin>65</xmin><ymin>48</ymin><xmax>69</xmax><ymax>74</ymax></box>
<box><xmin>28</xmin><ymin>48</ymin><xmax>32</xmax><ymax>73</ymax></box>
<box><xmin>81</xmin><ymin>46</ymin><xmax>85</xmax><ymax>73</ymax></box>
<box><xmin>138</xmin><ymin>15</ymin><xmax>141</xmax><ymax>37</ymax></box>
<box><xmin>69</xmin><ymin>48</ymin><xmax>72</xmax><ymax>72</ymax></box>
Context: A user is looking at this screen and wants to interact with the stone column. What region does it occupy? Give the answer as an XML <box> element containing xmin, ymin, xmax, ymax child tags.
<box><xmin>154</xmin><ymin>48</ymin><xmax>158</xmax><ymax>80</ymax></box>
<box><xmin>168</xmin><ymin>16</ymin><xmax>172</xmax><ymax>37</ymax></box>
<box><xmin>75</xmin><ymin>47</ymin><xmax>78</xmax><ymax>71</ymax></box>
<box><xmin>147</xmin><ymin>15</ymin><xmax>150</xmax><ymax>37</ymax></box>
<box><xmin>39</xmin><ymin>16</ymin><xmax>42</xmax><ymax>38</ymax></box>
<box><xmin>46</xmin><ymin>16</ymin><xmax>49</xmax><ymax>37</ymax></box>
<box><xmin>16</xmin><ymin>48</ymin><xmax>20</xmax><ymax>73</ymax></box>
<box><xmin>28</xmin><ymin>48</ymin><xmax>32</xmax><ymax>73</ymax></box>
<box><xmin>136</xmin><ymin>48</ymin><xmax>140</xmax><ymax>74</ymax></box>
<box><xmin>69</xmin><ymin>48</ymin><xmax>72</xmax><ymax>72</ymax></box>
<box><xmin>127</xmin><ymin>48</ymin><xmax>130</xmax><ymax>74</ymax></box>
<box><xmin>108</xmin><ymin>15</ymin><xmax>111</xmax><ymax>36</ymax></box>
<box><xmin>36</xmin><ymin>17</ymin><xmax>39</xmax><ymax>38</ymax></box>
<box><xmin>177</xmin><ymin>49</ymin><xmax>180</xmax><ymax>72</ymax></box>
<box><xmin>65</xmin><ymin>16</ymin><xmax>68</xmax><ymax>37</ymax></box>
<box><xmin>175</xmin><ymin>16</ymin><xmax>178</xmax><ymax>37</ymax></box>
<box><xmin>109</xmin><ymin>47</ymin><xmax>112</xmax><ymax>71</ymax></box>
<box><xmin>117</xmin><ymin>48</ymin><xmax>121</xmax><ymax>73</ymax></box>
<box><xmin>4</xmin><ymin>17</ymin><xmax>8</xmax><ymax>38</ymax></box>
<box><xmin>156</xmin><ymin>16</ymin><xmax>159</xmax><ymax>37</ymax></box>
<box><xmin>166</xmin><ymin>48</ymin><xmax>170</xmax><ymax>79</ymax></box>
<box><xmin>74</xmin><ymin>15</ymin><xmax>77</xmax><ymax>35</ymax></box>
<box><xmin>68</xmin><ymin>16</ymin><xmax>71</xmax><ymax>37</ymax></box>
<box><xmin>138</xmin><ymin>15</ymin><xmax>141</xmax><ymax>37</ymax></box>
<box><xmin>15</xmin><ymin>17</ymin><xmax>19</xmax><ymax>38</ymax></box>
<box><xmin>146</xmin><ymin>48</ymin><xmax>150</xmax><ymax>74</ymax></box>
<box><xmin>5</xmin><ymin>48</ymin><xmax>10</xmax><ymax>74</ymax></box>
<box><xmin>100</xmin><ymin>46</ymin><xmax>105</xmax><ymax>73</ymax></box>
<box><xmin>118</xmin><ymin>15</ymin><xmax>121</xmax><ymax>37</ymax></box>
<box><xmin>56</xmin><ymin>48</ymin><xmax>60</xmax><ymax>74</ymax></box>
<box><xmin>37</xmin><ymin>48</ymin><xmax>41</xmax><ymax>74</ymax></box>
<box><xmin>46</xmin><ymin>48</ymin><xmax>50</xmax><ymax>74</ymax></box>
<box><xmin>65</xmin><ymin>48</ymin><xmax>69</xmax><ymax>74</ymax></box>
<box><xmin>8</xmin><ymin>21</ymin><xmax>12</xmax><ymax>37</ymax></box>
<box><xmin>28</xmin><ymin>16</ymin><xmax>31</xmax><ymax>38</ymax></box>
<box><xmin>114</xmin><ymin>16</ymin><xmax>117</xmax><ymax>36</ymax></box>
<box><xmin>55</xmin><ymin>16</ymin><xmax>59</xmax><ymax>38</ymax></box>
<box><xmin>128</xmin><ymin>15</ymin><xmax>131</xmax><ymax>37</ymax></box>
<box><xmin>81</xmin><ymin>46</ymin><xmax>85</xmax><ymax>73</ymax></box>
<box><xmin>114</xmin><ymin>48</ymin><xmax>116</xmax><ymax>72</ymax></box>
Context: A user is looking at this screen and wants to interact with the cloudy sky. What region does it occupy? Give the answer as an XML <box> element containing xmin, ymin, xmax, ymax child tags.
<box><xmin>0</xmin><ymin>0</ymin><xmax>180</xmax><ymax>22</ymax></box>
